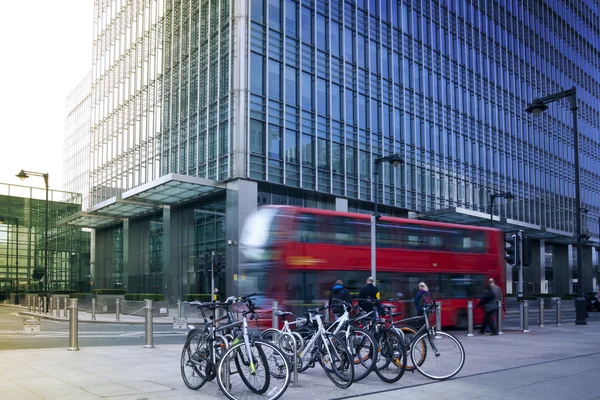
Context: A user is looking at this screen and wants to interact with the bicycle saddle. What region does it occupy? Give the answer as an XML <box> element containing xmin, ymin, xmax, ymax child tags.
<box><xmin>273</xmin><ymin>310</ymin><xmax>292</xmax><ymax>317</ymax></box>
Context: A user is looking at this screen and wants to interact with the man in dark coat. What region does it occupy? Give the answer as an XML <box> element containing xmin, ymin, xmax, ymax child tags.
<box><xmin>476</xmin><ymin>283</ymin><xmax>498</xmax><ymax>335</ymax></box>
<box><xmin>358</xmin><ymin>277</ymin><xmax>379</xmax><ymax>312</ymax></box>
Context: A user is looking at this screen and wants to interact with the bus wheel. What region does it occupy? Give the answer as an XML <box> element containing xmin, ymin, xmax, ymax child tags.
<box><xmin>455</xmin><ymin>310</ymin><xmax>467</xmax><ymax>330</ymax></box>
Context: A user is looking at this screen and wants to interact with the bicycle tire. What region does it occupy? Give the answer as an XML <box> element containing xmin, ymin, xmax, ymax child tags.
<box><xmin>278</xmin><ymin>331</ymin><xmax>304</xmax><ymax>356</ymax></box>
<box><xmin>396</xmin><ymin>325</ymin><xmax>425</xmax><ymax>371</ymax></box>
<box><xmin>319</xmin><ymin>333</ymin><xmax>354</xmax><ymax>389</ymax></box>
<box><xmin>411</xmin><ymin>331</ymin><xmax>465</xmax><ymax>380</ymax></box>
<box><xmin>234</xmin><ymin>341</ymin><xmax>271</xmax><ymax>394</ymax></box>
<box><xmin>295</xmin><ymin>325</ymin><xmax>318</xmax><ymax>372</ymax></box>
<box><xmin>217</xmin><ymin>340</ymin><xmax>290</xmax><ymax>400</ymax></box>
<box><xmin>180</xmin><ymin>331</ymin><xmax>210</xmax><ymax>390</ymax></box>
<box><xmin>337</xmin><ymin>327</ymin><xmax>377</xmax><ymax>382</ymax></box>
<box><xmin>373</xmin><ymin>328</ymin><xmax>406</xmax><ymax>383</ymax></box>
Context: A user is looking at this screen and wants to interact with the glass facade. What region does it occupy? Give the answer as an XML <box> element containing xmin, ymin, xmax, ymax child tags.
<box><xmin>247</xmin><ymin>0</ymin><xmax>600</xmax><ymax>236</ymax></box>
<box><xmin>161</xmin><ymin>0</ymin><xmax>233</xmax><ymax>181</ymax></box>
<box><xmin>64</xmin><ymin>72</ymin><xmax>92</xmax><ymax>209</ymax></box>
<box><xmin>0</xmin><ymin>184</ymin><xmax>90</xmax><ymax>294</ymax></box>
<box><xmin>89</xmin><ymin>0</ymin><xmax>165</xmax><ymax>206</ymax></box>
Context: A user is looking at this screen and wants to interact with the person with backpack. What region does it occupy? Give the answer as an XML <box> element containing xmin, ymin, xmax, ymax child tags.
<box><xmin>329</xmin><ymin>279</ymin><xmax>352</xmax><ymax>318</ymax></box>
<box><xmin>414</xmin><ymin>282</ymin><xmax>432</xmax><ymax>316</ymax></box>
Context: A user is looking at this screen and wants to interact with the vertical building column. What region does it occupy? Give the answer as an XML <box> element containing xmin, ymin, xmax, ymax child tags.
<box><xmin>529</xmin><ymin>240</ymin><xmax>545</xmax><ymax>294</ymax></box>
<box><xmin>122</xmin><ymin>219</ymin><xmax>129</xmax><ymax>292</ymax></box>
<box><xmin>162</xmin><ymin>206</ymin><xmax>171</xmax><ymax>302</ymax></box>
<box><xmin>335</xmin><ymin>197</ymin><xmax>348</xmax><ymax>212</ymax></box>
<box><xmin>538</xmin><ymin>240</ymin><xmax>547</xmax><ymax>293</ymax></box>
<box><xmin>226</xmin><ymin>179</ymin><xmax>257</xmax><ymax>297</ymax></box>
<box><xmin>231</xmin><ymin>0</ymin><xmax>249</xmax><ymax>178</ymax></box>
<box><xmin>90</xmin><ymin>229</ymin><xmax>96</xmax><ymax>291</ymax></box>
<box><xmin>505</xmin><ymin>261</ymin><xmax>513</xmax><ymax>295</ymax></box>
<box><xmin>581</xmin><ymin>246</ymin><xmax>593</xmax><ymax>293</ymax></box>
<box><xmin>552</xmin><ymin>244</ymin><xmax>571</xmax><ymax>297</ymax></box>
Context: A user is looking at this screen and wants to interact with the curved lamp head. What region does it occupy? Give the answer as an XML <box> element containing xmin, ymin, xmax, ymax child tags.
<box><xmin>15</xmin><ymin>170</ymin><xmax>29</xmax><ymax>182</ymax></box>
<box><xmin>525</xmin><ymin>102</ymin><xmax>548</xmax><ymax>117</ymax></box>
<box><xmin>388</xmin><ymin>155</ymin><xmax>404</xmax><ymax>168</ymax></box>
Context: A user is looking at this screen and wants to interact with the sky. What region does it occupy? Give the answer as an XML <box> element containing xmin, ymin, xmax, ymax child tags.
<box><xmin>0</xmin><ymin>1</ymin><xmax>94</xmax><ymax>192</ymax></box>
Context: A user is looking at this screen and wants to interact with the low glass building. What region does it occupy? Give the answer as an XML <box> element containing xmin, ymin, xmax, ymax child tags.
<box><xmin>0</xmin><ymin>183</ymin><xmax>91</xmax><ymax>302</ymax></box>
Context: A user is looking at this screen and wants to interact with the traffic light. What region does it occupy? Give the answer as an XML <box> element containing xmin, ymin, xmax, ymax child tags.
<box><xmin>504</xmin><ymin>234</ymin><xmax>518</xmax><ymax>265</ymax></box>
<box><xmin>213</xmin><ymin>255</ymin><xmax>224</xmax><ymax>277</ymax></box>
<box><xmin>203</xmin><ymin>253</ymin><xmax>211</xmax><ymax>276</ymax></box>
<box><xmin>521</xmin><ymin>235</ymin><xmax>531</xmax><ymax>266</ymax></box>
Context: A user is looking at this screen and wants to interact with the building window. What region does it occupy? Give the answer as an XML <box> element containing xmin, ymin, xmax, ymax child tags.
<box><xmin>250</xmin><ymin>53</ymin><xmax>264</xmax><ymax>95</ymax></box>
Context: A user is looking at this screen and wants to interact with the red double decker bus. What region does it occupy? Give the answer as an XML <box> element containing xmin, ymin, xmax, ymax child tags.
<box><xmin>239</xmin><ymin>206</ymin><xmax>505</xmax><ymax>328</ymax></box>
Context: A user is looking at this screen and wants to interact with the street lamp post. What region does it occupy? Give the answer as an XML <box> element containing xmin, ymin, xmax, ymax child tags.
<box><xmin>490</xmin><ymin>192</ymin><xmax>515</xmax><ymax>228</ymax></box>
<box><xmin>526</xmin><ymin>87</ymin><xmax>587</xmax><ymax>325</ymax></box>
<box><xmin>372</xmin><ymin>154</ymin><xmax>404</xmax><ymax>283</ymax></box>
<box><xmin>16</xmin><ymin>170</ymin><xmax>50</xmax><ymax>311</ymax></box>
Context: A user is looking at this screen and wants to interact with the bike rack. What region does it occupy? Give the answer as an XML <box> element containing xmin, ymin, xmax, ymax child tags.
<box><xmin>281</xmin><ymin>331</ymin><xmax>299</xmax><ymax>387</ymax></box>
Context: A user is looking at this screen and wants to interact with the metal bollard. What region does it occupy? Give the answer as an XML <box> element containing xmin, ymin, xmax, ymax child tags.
<box><xmin>496</xmin><ymin>300</ymin><xmax>503</xmax><ymax>335</ymax></box>
<box><xmin>538</xmin><ymin>298</ymin><xmax>544</xmax><ymax>327</ymax></box>
<box><xmin>115</xmin><ymin>298</ymin><xmax>121</xmax><ymax>321</ymax></box>
<box><xmin>435</xmin><ymin>302</ymin><xmax>442</xmax><ymax>335</ymax></box>
<box><xmin>523</xmin><ymin>300</ymin><xmax>530</xmax><ymax>332</ymax></box>
<box><xmin>467</xmin><ymin>301</ymin><xmax>474</xmax><ymax>337</ymax></box>
<box><xmin>64</xmin><ymin>298</ymin><xmax>68</xmax><ymax>319</ymax></box>
<box><xmin>27</xmin><ymin>295</ymin><xmax>31</xmax><ymax>312</ymax></box>
<box><xmin>36</xmin><ymin>296</ymin><xmax>40</xmax><ymax>313</ymax></box>
<box><xmin>68</xmin><ymin>298</ymin><xmax>79</xmax><ymax>351</ymax></box>
<box><xmin>290</xmin><ymin>332</ymin><xmax>299</xmax><ymax>387</ymax></box>
<box><xmin>177</xmin><ymin>300</ymin><xmax>182</xmax><ymax>319</ymax></box>
<box><xmin>144</xmin><ymin>299</ymin><xmax>154</xmax><ymax>348</ymax></box>
<box><xmin>556</xmin><ymin>298</ymin><xmax>562</xmax><ymax>326</ymax></box>
<box><xmin>272</xmin><ymin>301</ymin><xmax>279</xmax><ymax>329</ymax></box>
<box><xmin>91</xmin><ymin>298</ymin><xmax>97</xmax><ymax>320</ymax></box>
<box><xmin>43</xmin><ymin>297</ymin><xmax>47</xmax><ymax>314</ymax></box>
<box><xmin>56</xmin><ymin>298</ymin><xmax>61</xmax><ymax>317</ymax></box>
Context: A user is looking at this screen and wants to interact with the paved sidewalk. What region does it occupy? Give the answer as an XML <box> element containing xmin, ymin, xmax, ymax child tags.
<box><xmin>0</xmin><ymin>311</ymin><xmax>598</xmax><ymax>399</ymax></box>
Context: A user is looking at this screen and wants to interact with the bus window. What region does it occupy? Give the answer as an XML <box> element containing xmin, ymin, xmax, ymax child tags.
<box><xmin>334</xmin><ymin>217</ymin><xmax>354</xmax><ymax>245</ymax></box>
<box><xmin>295</xmin><ymin>214</ymin><xmax>319</xmax><ymax>243</ymax></box>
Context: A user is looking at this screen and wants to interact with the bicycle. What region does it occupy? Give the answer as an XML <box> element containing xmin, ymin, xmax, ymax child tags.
<box><xmin>352</xmin><ymin>298</ymin><xmax>407</xmax><ymax>383</ymax></box>
<box><xmin>216</xmin><ymin>294</ymin><xmax>291</xmax><ymax>400</ymax></box>
<box><xmin>293</xmin><ymin>305</ymin><xmax>355</xmax><ymax>388</ymax></box>
<box><xmin>391</xmin><ymin>300</ymin><xmax>465</xmax><ymax>380</ymax></box>
<box><xmin>180</xmin><ymin>300</ymin><xmax>234</xmax><ymax>390</ymax></box>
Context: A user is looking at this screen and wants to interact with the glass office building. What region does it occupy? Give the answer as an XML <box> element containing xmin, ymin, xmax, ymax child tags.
<box><xmin>65</xmin><ymin>0</ymin><xmax>599</xmax><ymax>301</ymax></box>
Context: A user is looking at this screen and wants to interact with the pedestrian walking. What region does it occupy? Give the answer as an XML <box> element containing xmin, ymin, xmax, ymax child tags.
<box><xmin>476</xmin><ymin>283</ymin><xmax>498</xmax><ymax>335</ymax></box>
<box><xmin>414</xmin><ymin>282</ymin><xmax>432</xmax><ymax>316</ymax></box>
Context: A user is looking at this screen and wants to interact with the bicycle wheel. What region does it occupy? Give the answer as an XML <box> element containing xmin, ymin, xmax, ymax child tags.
<box><xmin>397</xmin><ymin>326</ymin><xmax>425</xmax><ymax>371</ymax></box>
<box><xmin>295</xmin><ymin>325</ymin><xmax>317</xmax><ymax>372</ymax></box>
<box><xmin>180</xmin><ymin>331</ymin><xmax>210</xmax><ymax>390</ymax></box>
<box><xmin>217</xmin><ymin>340</ymin><xmax>290</xmax><ymax>400</ymax></box>
<box><xmin>411</xmin><ymin>331</ymin><xmax>465</xmax><ymax>380</ymax></box>
<box><xmin>374</xmin><ymin>328</ymin><xmax>406</xmax><ymax>383</ymax></box>
<box><xmin>278</xmin><ymin>331</ymin><xmax>304</xmax><ymax>357</ymax></box>
<box><xmin>338</xmin><ymin>327</ymin><xmax>377</xmax><ymax>382</ymax></box>
<box><xmin>319</xmin><ymin>333</ymin><xmax>354</xmax><ymax>389</ymax></box>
